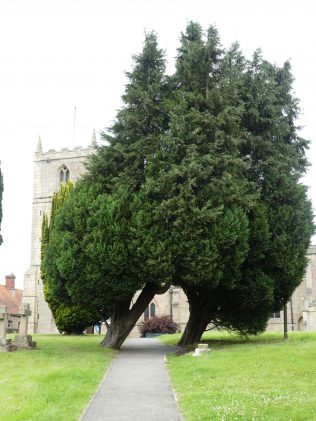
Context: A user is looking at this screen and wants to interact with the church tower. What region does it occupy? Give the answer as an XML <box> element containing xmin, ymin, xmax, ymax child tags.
<box><xmin>22</xmin><ymin>134</ymin><xmax>96</xmax><ymax>333</ymax></box>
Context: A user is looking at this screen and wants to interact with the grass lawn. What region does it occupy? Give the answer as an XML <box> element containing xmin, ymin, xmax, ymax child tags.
<box><xmin>0</xmin><ymin>334</ymin><xmax>114</xmax><ymax>421</ymax></box>
<box><xmin>161</xmin><ymin>331</ymin><xmax>316</xmax><ymax>421</ymax></box>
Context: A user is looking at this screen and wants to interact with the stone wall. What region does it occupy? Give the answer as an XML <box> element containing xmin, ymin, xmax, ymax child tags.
<box><xmin>266</xmin><ymin>245</ymin><xmax>316</xmax><ymax>332</ymax></box>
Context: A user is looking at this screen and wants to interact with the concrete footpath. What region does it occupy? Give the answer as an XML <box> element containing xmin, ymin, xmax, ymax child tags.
<box><xmin>79</xmin><ymin>338</ymin><xmax>183</xmax><ymax>421</ymax></box>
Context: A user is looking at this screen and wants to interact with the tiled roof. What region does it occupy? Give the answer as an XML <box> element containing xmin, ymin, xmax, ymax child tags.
<box><xmin>0</xmin><ymin>285</ymin><xmax>23</xmax><ymax>314</ymax></box>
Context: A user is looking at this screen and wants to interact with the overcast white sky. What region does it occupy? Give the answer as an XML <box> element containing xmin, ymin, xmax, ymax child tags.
<box><xmin>0</xmin><ymin>0</ymin><xmax>315</xmax><ymax>289</ymax></box>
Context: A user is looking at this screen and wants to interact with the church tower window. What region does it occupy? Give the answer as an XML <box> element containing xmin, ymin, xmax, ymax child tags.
<box><xmin>60</xmin><ymin>165</ymin><xmax>70</xmax><ymax>183</ymax></box>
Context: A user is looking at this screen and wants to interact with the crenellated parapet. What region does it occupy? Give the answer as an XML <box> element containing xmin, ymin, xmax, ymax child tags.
<box><xmin>35</xmin><ymin>143</ymin><xmax>96</xmax><ymax>163</ymax></box>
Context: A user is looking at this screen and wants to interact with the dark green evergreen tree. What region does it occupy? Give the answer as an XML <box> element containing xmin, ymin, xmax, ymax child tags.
<box><xmin>86</xmin><ymin>31</ymin><xmax>169</xmax><ymax>194</ymax></box>
<box><xmin>137</xmin><ymin>23</ymin><xmax>262</xmax><ymax>345</ymax></box>
<box><xmin>240</xmin><ymin>53</ymin><xmax>314</xmax><ymax>313</ymax></box>
<box><xmin>43</xmin><ymin>32</ymin><xmax>171</xmax><ymax>348</ymax></box>
<box><xmin>135</xmin><ymin>22</ymin><xmax>313</xmax><ymax>346</ymax></box>
<box><xmin>43</xmin><ymin>24</ymin><xmax>314</xmax><ymax>348</ymax></box>
<box><xmin>41</xmin><ymin>182</ymin><xmax>100</xmax><ymax>334</ymax></box>
<box><xmin>175</xmin><ymin>25</ymin><xmax>314</xmax><ymax>345</ymax></box>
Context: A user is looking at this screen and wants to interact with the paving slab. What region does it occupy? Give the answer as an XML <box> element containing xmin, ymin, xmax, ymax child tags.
<box><xmin>79</xmin><ymin>337</ymin><xmax>182</xmax><ymax>421</ymax></box>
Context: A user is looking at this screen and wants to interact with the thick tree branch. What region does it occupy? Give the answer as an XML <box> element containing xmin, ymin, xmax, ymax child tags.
<box><xmin>155</xmin><ymin>283</ymin><xmax>171</xmax><ymax>295</ymax></box>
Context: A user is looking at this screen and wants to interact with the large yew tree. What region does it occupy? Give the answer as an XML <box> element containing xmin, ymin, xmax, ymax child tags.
<box><xmin>43</xmin><ymin>32</ymin><xmax>172</xmax><ymax>349</ymax></box>
<box><xmin>134</xmin><ymin>23</ymin><xmax>313</xmax><ymax>346</ymax></box>
<box><xmin>169</xmin><ymin>24</ymin><xmax>314</xmax><ymax>345</ymax></box>
<box><xmin>43</xmin><ymin>24</ymin><xmax>314</xmax><ymax>349</ymax></box>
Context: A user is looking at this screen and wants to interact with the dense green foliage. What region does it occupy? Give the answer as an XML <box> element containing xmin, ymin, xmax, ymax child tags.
<box><xmin>42</xmin><ymin>33</ymin><xmax>172</xmax><ymax>348</ymax></box>
<box><xmin>54</xmin><ymin>304</ymin><xmax>98</xmax><ymax>334</ymax></box>
<box><xmin>44</xmin><ymin>187</ymin><xmax>141</xmax><ymax>316</ymax></box>
<box><xmin>43</xmin><ymin>23</ymin><xmax>314</xmax><ymax>347</ymax></box>
<box><xmin>169</xmin><ymin>23</ymin><xmax>314</xmax><ymax>344</ymax></box>
<box><xmin>0</xmin><ymin>166</ymin><xmax>3</xmax><ymax>245</ymax></box>
<box><xmin>41</xmin><ymin>182</ymin><xmax>100</xmax><ymax>334</ymax></box>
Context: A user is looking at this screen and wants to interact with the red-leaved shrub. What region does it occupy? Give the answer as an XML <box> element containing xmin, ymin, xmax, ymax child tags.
<box><xmin>139</xmin><ymin>315</ymin><xmax>180</xmax><ymax>337</ymax></box>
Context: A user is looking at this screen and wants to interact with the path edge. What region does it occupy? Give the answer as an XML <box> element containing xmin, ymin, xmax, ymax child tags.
<box><xmin>77</xmin><ymin>353</ymin><xmax>117</xmax><ymax>421</ymax></box>
<box><xmin>163</xmin><ymin>349</ymin><xmax>185</xmax><ymax>421</ymax></box>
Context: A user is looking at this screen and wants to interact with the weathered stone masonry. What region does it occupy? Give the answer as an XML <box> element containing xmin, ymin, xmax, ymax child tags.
<box><xmin>22</xmin><ymin>135</ymin><xmax>96</xmax><ymax>333</ymax></box>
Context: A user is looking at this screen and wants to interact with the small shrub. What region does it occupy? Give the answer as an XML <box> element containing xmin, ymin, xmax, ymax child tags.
<box><xmin>139</xmin><ymin>315</ymin><xmax>180</xmax><ymax>337</ymax></box>
<box><xmin>54</xmin><ymin>304</ymin><xmax>99</xmax><ymax>334</ymax></box>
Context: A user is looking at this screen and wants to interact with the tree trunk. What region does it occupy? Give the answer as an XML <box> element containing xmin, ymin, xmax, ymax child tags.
<box><xmin>101</xmin><ymin>315</ymin><xmax>137</xmax><ymax>349</ymax></box>
<box><xmin>178</xmin><ymin>288</ymin><xmax>210</xmax><ymax>347</ymax></box>
<box><xmin>178</xmin><ymin>309</ymin><xmax>209</xmax><ymax>346</ymax></box>
<box><xmin>100</xmin><ymin>282</ymin><xmax>160</xmax><ymax>349</ymax></box>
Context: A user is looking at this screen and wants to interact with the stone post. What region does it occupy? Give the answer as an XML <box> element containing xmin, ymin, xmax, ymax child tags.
<box><xmin>12</xmin><ymin>303</ymin><xmax>36</xmax><ymax>349</ymax></box>
<box><xmin>20</xmin><ymin>303</ymin><xmax>31</xmax><ymax>336</ymax></box>
<box><xmin>0</xmin><ymin>305</ymin><xmax>17</xmax><ymax>352</ymax></box>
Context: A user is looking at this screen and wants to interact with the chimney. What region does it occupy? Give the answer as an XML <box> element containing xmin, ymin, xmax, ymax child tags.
<box><xmin>5</xmin><ymin>274</ymin><xmax>15</xmax><ymax>290</ymax></box>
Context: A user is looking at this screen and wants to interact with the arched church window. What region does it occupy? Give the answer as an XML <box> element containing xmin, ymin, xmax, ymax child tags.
<box><xmin>60</xmin><ymin>165</ymin><xmax>70</xmax><ymax>183</ymax></box>
<box><xmin>150</xmin><ymin>303</ymin><xmax>156</xmax><ymax>318</ymax></box>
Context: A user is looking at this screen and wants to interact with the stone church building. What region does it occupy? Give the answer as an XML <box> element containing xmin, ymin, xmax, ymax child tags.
<box><xmin>22</xmin><ymin>136</ymin><xmax>96</xmax><ymax>333</ymax></box>
<box><xmin>22</xmin><ymin>136</ymin><xmax>316</xmax><ymax>335</ymax></box>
